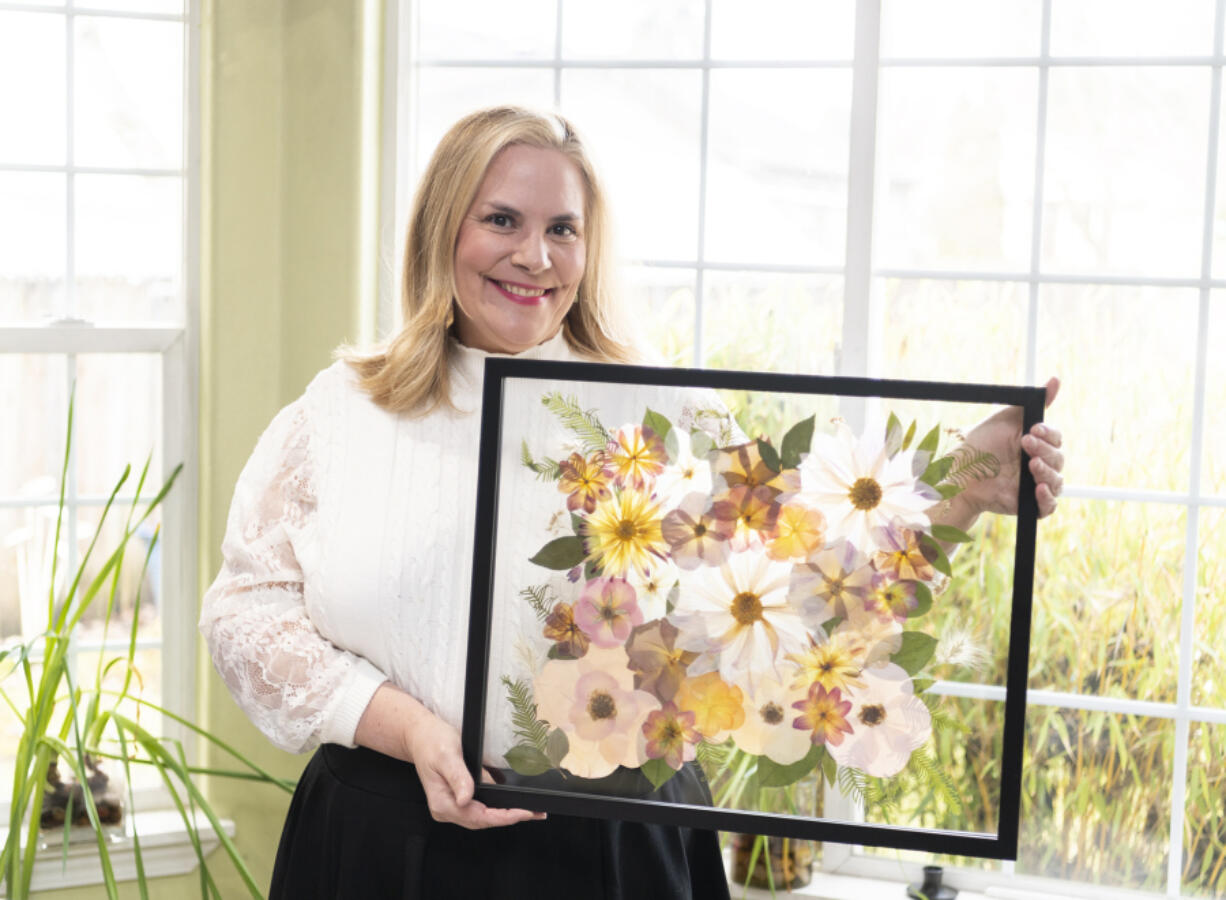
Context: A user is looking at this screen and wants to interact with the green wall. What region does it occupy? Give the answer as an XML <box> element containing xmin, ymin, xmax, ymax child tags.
<box><xmin>34</xmin><ymin>0</ymin><xmax>379</xmax><ymax>895</ymax></box>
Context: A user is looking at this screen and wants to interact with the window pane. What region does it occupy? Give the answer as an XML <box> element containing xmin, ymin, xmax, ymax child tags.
<box><xmin>1042</xmin><ymin>67</ymin><xmax>1209</xmax><ymax>278</ymax></box>
<box><xmin>0</xmin><ymin>507</ymin><xmax>60</xmax><ymax>641</ymax></box>
<box><xmin>621</xmin><ymin>265</ymin><xmax>695</xmax><ymax>367</ymax></box>
<box><xmin>1204</xmin><ymin>293</ymin><xmax>1226</xmax><ymax>496</ymax></box>
<box><xmin>0</xmin><ymin>172</ymin><xmax>66</xmax><ymax>322</ymax></box>
<box><xmin>74</xmin><ymin>174</ymin><xmax>182</xmax><ymax>322</ymax></box>
<box><xmin>1050</xmin><ymin>0</ymin><xmax>1215</xmax><ymax>56</ymax></box>
<box><xmin>705</xmin><ymin>70</ymin><xmax>851</xmax><ymax>266</ymax></box>
<box><xmin>562</xmin><ymin>0</ymin><xmax>704</xmax><ymax>60</ymax></box>
<box><xmin>1036</xmin><ymin>284</ymin><xmax>1198</xmax><ymax>491</ymax></box>
<box><xmin>1184</xmin><ymin>722</ymin><xmax>1226</xmax><ymax>897</ymax></box>
<box><xmin>74</xmin><ymin>17</ymin><xmax>184</xmax><ymax>169</ymax></box>
<box><xmin>710</xmin><ymin>0</ymin><xmax>854</xmax><ymax>60</ymax></box>
<box><xmin>82</xmin><ymin>0</ymin><xmax>184</xmax><ymax>13</ymax></box>
<box><xmin>1018</xmin><ymin>709</ymin><xmax>1172</xmax><ymax>891</ymax></box>
<box><xmin>415</xmin><ymin>0</ymin><xmax>556</xmax><ymax>61</ymax></box>
<box><xmin>72</xmin><ymin>505</ymin><xmax>162</xmax><ymax>646</ymax></box>
<box><xmin>881</xmin><ymin>0</ymin><xmax>1040</xmax><ymax>58</ymax></box>
<box><xmin>561</xmin><ymin>69</ymin><xmax>702</xmax><ymax>261</ymax></box>
<box><xmin>701</xmin><ymin>270</ymin><xmax>842</xmax><ymax>373</ymax></box>
<box><xmin>875</xmin><ymin>68</ymin><xmax>1037</xmax><ymax>272</ymax></box>
<box><xmin>1032</xmin><ymin>499</ymin><xmax>1184</xmax><ymax>703</ymax></box>
<box><xmin>1194</xmin><ymin>509</ymin><xmax>1225</xmax><ymax>709</ymax></box>
<box><xmin>0</xmin><ymin>11</ymin><xmax>65</xmax><ymax>165</ymax></box>
<box><xmin>876</xmin><ymin>278</ymin><xmax>1028</xmax><ymax>384</ymax></box>
<box><xmin>75</xmin><ymin>354</ymin><xmax>162</xmax><ymax>497</ymax></box>
<box><xmin>0</xmin><ymin>355</ymin><xmax>67</xmax><ymax>499</ymax></box>
<box><xmin>412</xmin><ymin>67</ymin><xmax>555</xmax><ymax>179</ymax></box>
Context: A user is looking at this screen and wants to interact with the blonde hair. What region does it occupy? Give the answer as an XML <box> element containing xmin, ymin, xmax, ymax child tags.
<box><xmin>344</xmin><ymin>106</ymin><xmax>637</xmax><ymax>415</ymax></box>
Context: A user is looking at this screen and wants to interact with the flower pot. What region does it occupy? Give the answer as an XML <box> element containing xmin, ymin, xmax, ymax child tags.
<box><xmin>40</xmin><ymin>756</ymin><xmax>124</xmax><ymax>842</ymax></box>
<box><xmin>730</xmin><ymin>833</ymin><xmax>814</xmax><ymax>889</ymax></box>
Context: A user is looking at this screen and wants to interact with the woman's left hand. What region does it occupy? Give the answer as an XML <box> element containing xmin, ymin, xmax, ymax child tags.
<box><xmin>946</xmin><ymin>376</ymin><xmax>1064</xmax><ymax>525</ymax></box>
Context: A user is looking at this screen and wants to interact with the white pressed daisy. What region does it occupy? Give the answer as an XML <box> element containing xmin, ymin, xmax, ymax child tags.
<box><xmin>670</xmin><ymin>548</ymin><xmax>816</xmax><ymax>698</ymax></box>
<box><xmin>799</xmin><ymin>422</ymin><xmax>937</xmax><ymax>556</ymax></box>
<box><xmin>826</xmin><ymin>663</ymin><xmax>931</xmax><ymax>777</ymax></box>
<box><xmin>728</xmin><ymin>670</ymin><xmax>813</xmax><ymax>765</ymax></box>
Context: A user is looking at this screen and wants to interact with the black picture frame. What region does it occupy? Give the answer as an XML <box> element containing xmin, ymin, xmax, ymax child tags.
<box><xmin>464</xmin><ymin>357</ymin><xmax>1044</xmax><ymax>860</ymax></box>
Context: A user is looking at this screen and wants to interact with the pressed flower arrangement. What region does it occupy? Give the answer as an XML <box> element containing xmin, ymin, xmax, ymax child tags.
<box><xmin>0</xmin><ymin>398</ymin><xmax>293</xmax><ymax>900</ymax></box>
<box><xmin>500</xmin><ymin>385</ymin><xmax>1002</xmax><ymax>816</ymax></box>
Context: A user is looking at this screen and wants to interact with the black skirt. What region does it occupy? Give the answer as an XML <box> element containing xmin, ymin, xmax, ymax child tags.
<box><xmin>269</xmin><ymin>744</ymin><xmax>732</xmax><ymax>900</ymax></box>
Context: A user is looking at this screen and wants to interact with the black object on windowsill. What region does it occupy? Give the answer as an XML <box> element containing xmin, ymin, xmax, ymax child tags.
<box><xmin>906</xmin><ymin>865</ymin><xmax>958</xmax><ymax>900</ymax></box>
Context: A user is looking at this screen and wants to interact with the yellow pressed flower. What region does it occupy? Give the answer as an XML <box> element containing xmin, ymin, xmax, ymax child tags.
<box><xmin>674</xmin><ymin>671</ymin><xmax>746</xmax><ymax>739</ymax></box>
<box><xmin>788</xmin><ymin>632</ymin><xmax>866</xmax><ymax>694</ymax></box>
<box><xmin>764</xmin><ymin>500</ymin><xmax>827</xmax><ymax>562</ymax></box>
<box><xmin>582</xmin><ymin>488</ymin><xmax>667</xmax><ymax>578</ymax></box>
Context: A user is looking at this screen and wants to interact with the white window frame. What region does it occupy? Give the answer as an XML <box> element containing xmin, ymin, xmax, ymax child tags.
<box><xmin>0</xmin><ymin>0</ymin><xmax>201</xmax><ymax>822</ymax></box>
<box><xmin>383</xmin><ymin>1</ymin><xmax>1225</xmax><ymax>897</ymax></box>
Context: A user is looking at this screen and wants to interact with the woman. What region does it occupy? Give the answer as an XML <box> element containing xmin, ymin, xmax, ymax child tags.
<box><xmin>200</xmin><ymin>106</ymin><xmax>1064</xmax><ymax>898</ymax></box>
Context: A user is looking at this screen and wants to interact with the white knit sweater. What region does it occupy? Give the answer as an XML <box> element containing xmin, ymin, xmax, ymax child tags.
<box><xmin>199</xmin><ymin>331</ymin><xmax>735</xmax><ymax>762</ymax></box>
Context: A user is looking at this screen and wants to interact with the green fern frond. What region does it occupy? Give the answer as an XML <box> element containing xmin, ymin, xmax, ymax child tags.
<box><xmin>920</xmin><ymin>692</ymin><xmax>971</xmax><ymax>734</ymax></box>
<box><xmin>520</xmin><ymin>584</ymin><xmax>555</xmax><ymax>621</ymax></box>
<box><xmin>541</xmin><ymin>392</ymin><xmax>610</xmax><ymax>454</ymax></box>
<box><xmin>941</xmin><ymin>444</ymin><xmax>1000</xmax><ymax>488</ymax></box>
<box><xmin>520</xmin><ymin>440</ymin><xmax>563</xmax><ymax>481</ymax></box>
<box><xmin>907</xmin><ymin>749</ymin><xmax>963</xmax><ymax>814</ymax></box>
<box><xmin>695</xmin><ymin>737</ymin><xmax>736</xmax><ymax>777</ymax></box>
<box><xmin>501</xmin><ymin>676</ymin><xmax>550</xmax><ymax>752</ymax></box>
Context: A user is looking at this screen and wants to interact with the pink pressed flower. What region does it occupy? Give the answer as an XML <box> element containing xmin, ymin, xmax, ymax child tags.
<box><xmin>791</xmin><ymin>683</ymin><xmax>854</xmax><ymax>747</ymax></box>
<box><xmin>574</xmin><ymin>577</ymin><xmax>644</xmax><ymax>648</ymax></box>
<box><xmin>642</xmin><ymin>702</ymin><xmax>701</xmax><ymax>770</ymax></box>
<box><xmin>661</xmin><ymin>491</ymin><xmax>734</xmax><ymax>570</ymax></box>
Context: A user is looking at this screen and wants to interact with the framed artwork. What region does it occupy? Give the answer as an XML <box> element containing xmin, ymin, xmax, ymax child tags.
<box><xmin>463</xmin><ymin>358</ymin><xmax>1044</xmax><ymax>859</ymax></box>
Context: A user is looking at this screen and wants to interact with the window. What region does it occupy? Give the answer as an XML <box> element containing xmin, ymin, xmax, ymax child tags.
<box><xmin>0</xmin><ymin>0</ymin><xmax>198</xmax><ymax>811</ymax></box>
<box><xmin>387</xmin><ymin>1</ymin><xmax>1225</xmax><ymax>896</ymax></box>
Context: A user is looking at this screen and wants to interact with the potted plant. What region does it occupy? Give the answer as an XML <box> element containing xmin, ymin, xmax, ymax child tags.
<box><xmin>1</xmin><ymin>397</ymin><xmax>293</xmax><ymax>899</ymax></box>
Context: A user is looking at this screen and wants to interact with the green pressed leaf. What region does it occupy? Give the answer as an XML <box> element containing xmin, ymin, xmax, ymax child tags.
<box><xmin>932</xmin><ymin>523</ymin><xmax>974</xmax><ymax>544</ymax></box>
<box><xmin>664</xmin><ymin>427</ymin><xmax>680</xmax><ymax>463</ymax></box>
<box><xmin>547</xmin><ymin>645</ymin><xmax>580</xmax><ymax>661</ymax></box>
<box><xmin>504</xmin><ymin>744</ymin><xmax>552</xmax><ymax>776</ymax></box>
<box><xmin>643</xmin><ymin>408</ymin><xmax>673</xmax><ymax>443</ymax></box>
<box><xmin>920</xmin><ymin>455</ymin><xmax>954</xmax><ymax>486</ymax></box>
<box><xmin>757</xmin><ymin>438</ymin><xmax>781</xmax><ymax>473</ymax></box>
<box><xmin>570</xmin><ymin>512</ymin><xmax>585</xmax><ymax>535</ymax></box>
<box><xmin>640</xmin><ymin>756</ymin><xmax>678</xmax><ymax>791</ymax></box>
<box><xmin>820</xmin><ymin>748</ymin><xmax>838</xmax><ymax>786</ymax></box>
<box><xmin>545</xmin><ymin>728</ymin><xmax>569</xmax><ymax>768</ymax></box>
<box><xmin>690</xmin><ymin>430</ymin><xmax>715</xmax><ymax>458</ymax></box>
<box><xmin>665</xmin><ymin>582</ymin><xmax>680</xmax><ymax>615</ymax></box>
<box><xmin>755</xmin><ymin>744</ymin><xmax>820</xmax><ymax>788</ymax></box>
<box><xmin>919</xmin><ymin>534</ymin><xmax>953</xmax><ymax>577</ymax></box>
<box><xmin>909</xmin><ymin>581</ymin><xmax>933</xmax><ymax>619</ymax></box>
<box><xmin>936</xmin><ymin>483</ymin><xmax>962</xmax><ymax>500</ymax></box>
<box><xmin>902</xmin><ymin>419</ymin><xmax>917</xmax><ymax>451</ymax></box>
<box><xmin>529</xmin><ymin>536</ymin><xmax>585</xmax><ymax>570</ymax></box>
<box><xmin>917</xmin><ymin>424</ymin><xmax>941</xmax><ymax>456</ymax></box>
<box><xmin>780</xmin><ymin>415</ymin><xmax>816</xmax><ymax>469</ymax></box>
<box><xmin>891</xmin><ymin>632</ymin><xmax>938</xmax><ymax>676</ymax></box>
<box><xmin>884</xmin><ymin>412</ymin><xmax>903</xmax><ymax>458</ymax></box>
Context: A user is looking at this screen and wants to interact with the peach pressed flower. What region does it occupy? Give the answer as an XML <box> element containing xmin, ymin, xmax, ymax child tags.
<box><xmin>557</xmin><ymin>451</ymin><xmax>613</xmax><ymax>514</ymax></box>
<box><xmin>871</xmin><ymin>521</ymin><xmax>935</xmax><ymax>583</ymax></box>
<box><xmin>574</xmin><ymin>577</ymin><xmax>643</xmax><ymax>648</ymax></box>
<box><xmin>709</xmin><ymin>484</ymin><xmax>779</xmax><ymax>553</ymax></box>
<box><xmin>786</xmin><ymin>541</ymin><xmax>875</xmax><ymax>622</ymax></box>
<box><xmin>674</xmin><ymin>671</ymin><xmax>746</xmax><ymax>741</ymax></box>
<box><xmin>792</xmin><ymin>683</ymin><xmax>854</xmax><ymax>747</ymax></box>
<box><xmin>764</xmin><ymin>500</ymin><xmax>827</xmax><ymax>563</ymax></box>
<box><xmin>712</xmin><ymin>442</ymin><xmax>798</xmax><ymax>497</ymax></box>
<box><xmin>606</xmin><ymin>424</ymin><xmax>668</xmax><ymax>491</ymax></box>
<box><xmin>625</xmin><ymin>618</ymin><xmax>699</xmax><ymax>702</ymax></box>
<box><xmin>642</xmin><ymin>702</ymin><xmax>701</xmax><ymax>770</ymax></box>
<box><xmin>543</xmin><ymin>601</ymin><xmax>590</xmax><ymax>658</ymax></box>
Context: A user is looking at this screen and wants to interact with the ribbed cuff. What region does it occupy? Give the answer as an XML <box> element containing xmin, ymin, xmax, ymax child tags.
<box><xmin>319</xmin><ymin>657</ymin><xmax>388</xmax><ymax>748</ymax></box>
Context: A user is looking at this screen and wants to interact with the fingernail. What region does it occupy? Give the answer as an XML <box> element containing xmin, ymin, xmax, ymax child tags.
<box><xmin>1033</xmin><ymin>424</ymin><xmax>1048</xmax><ymax>438</ymax></box>
<box><xmin>534</xmin><ymin>812</ymin><xmax>548</xmax><ymax>820</ymax></box>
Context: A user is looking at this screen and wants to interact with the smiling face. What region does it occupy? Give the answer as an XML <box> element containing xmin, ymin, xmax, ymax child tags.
<box><xmin>452</xmin><ymin>144</ymin><xmax>588</xmax><ymax>354</ymax></box>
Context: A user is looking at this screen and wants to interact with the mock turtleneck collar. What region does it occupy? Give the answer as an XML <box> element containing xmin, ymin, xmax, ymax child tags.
<box><xmin>448</xmin><ymin>328</ymin><xmax>575</xmax><ymax>405</ymax></box>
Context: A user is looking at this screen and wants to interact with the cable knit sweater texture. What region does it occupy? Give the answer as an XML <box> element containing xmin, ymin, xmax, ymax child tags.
<box><xmin>199</xmin><ymin>330</ymin><xmax>736</xmax><ymax>762</ymax></box>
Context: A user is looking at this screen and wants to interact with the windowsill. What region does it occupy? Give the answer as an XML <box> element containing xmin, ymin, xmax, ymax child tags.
<box><xmin>0</xmin><ymin>810</ymin><xmax>235</xmax><ymax>896</ymax></box>
<box><xmin>732</xmin><ymin>870</ymin><xmax>989</xmax><ymax>900</ymax></box>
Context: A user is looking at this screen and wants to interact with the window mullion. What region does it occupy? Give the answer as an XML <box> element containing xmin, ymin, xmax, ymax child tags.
<box><xmin>1167</xmin><ymin>1</ymin><xmax>1224</xmax><ymax>893</ymax></box>
<box><xmin>693</xmin><ymin>0</ymin><xmax>712</xmax><ymax>367</ymax></box>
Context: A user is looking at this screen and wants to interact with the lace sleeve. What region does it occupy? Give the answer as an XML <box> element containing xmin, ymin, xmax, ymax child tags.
<box><xmin>198</xmin><ymin>398</ymin><xmax>387</xmax><ymax>754</ymax></box>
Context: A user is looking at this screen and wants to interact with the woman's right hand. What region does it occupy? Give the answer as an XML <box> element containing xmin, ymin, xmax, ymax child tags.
<box><xmin>356</xmin><ymin>682</ymin><xmax>546</xmax><ymax>829</ymax></box>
